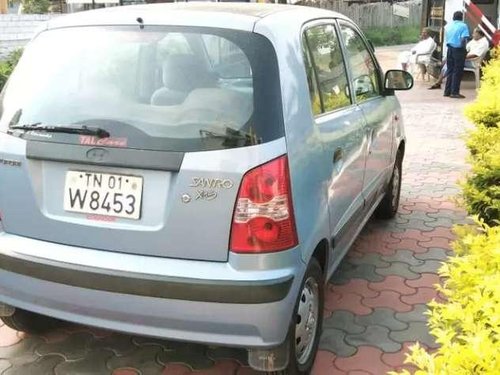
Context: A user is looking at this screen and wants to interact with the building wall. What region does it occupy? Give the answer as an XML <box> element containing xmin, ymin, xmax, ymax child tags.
<box><xmin>0</xmin><ymin>14</ymin><xmax>56</xmax><ymax>59</ymax></box>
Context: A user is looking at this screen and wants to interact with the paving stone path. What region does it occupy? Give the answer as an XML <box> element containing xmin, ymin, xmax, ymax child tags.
<box><xmin>0</xmin><ymin>47</ymin><xmax>475</xmax><ymax>374</ymax></box>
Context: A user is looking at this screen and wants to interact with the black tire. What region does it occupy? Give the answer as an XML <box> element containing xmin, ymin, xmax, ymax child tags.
<box><xmin>266</xmin><ymin>258</ymin><xmax>324</xmax><ymax>375</ymax></box>
<box><xmin>1</xmin><ymin>308</ymin><xmax>64</xmax><ymax>334</ymax></box>
<box><xmin>375</xmin><ymin>152</ymin><xmax>403</xmax><ymax>220</ymax></box>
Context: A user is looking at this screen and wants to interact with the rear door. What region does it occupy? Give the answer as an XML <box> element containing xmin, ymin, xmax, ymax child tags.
<box><xmin>0</xmin><ymin>25</ymin><xmax>285</xmax><ymax>262</ymax></box>
<box><xmin>302</xmin><ymin>22</ymin><xmax>367</xmax><ymax>259</ymax></box>
<box><xmin>338</xmin><ymin>22</ymin><xmax>394</xmax><ymax>209</ymax></box>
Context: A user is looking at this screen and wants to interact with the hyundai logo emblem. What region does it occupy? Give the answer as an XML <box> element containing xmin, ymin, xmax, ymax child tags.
<box><xmin>86</xmin><ymin>148</ymin><xmax>109</xmax><ymax>162</ymax></box>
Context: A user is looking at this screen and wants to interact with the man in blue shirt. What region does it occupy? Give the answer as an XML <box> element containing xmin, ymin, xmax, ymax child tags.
<box><xmin>444</xmin><ymin>11</ymin><xmax>470</xmax><ymax>98</ymax></box>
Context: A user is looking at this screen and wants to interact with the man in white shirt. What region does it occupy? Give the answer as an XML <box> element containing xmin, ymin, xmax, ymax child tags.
<box><xmin>465</xmin><ymin>28</ymin><xmax>490</xmax><ymax>68</ymax></box>
<box><xmin>398</xmin><ymin>28</ymin><xmax>437</xmax><ymax>71</ymax></box>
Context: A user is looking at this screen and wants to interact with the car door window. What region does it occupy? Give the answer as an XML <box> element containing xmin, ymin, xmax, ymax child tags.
<box><xmin>302</xmin><ymin>35</ymin><xmax>322</xmax><ymax>115</ymax></box>
<box><xmin>304</xmin><ymin>24</ymin><xmax>351</xmax><ymax>114</ymax></box>
<box><xmin>339</xmin><ymin>23</ymin><xmax>381</xmax><ymax>102</ymax></box>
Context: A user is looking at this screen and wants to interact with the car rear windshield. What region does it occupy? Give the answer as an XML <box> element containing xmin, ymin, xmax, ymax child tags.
<box><xmin>0</xmin><ymin>26</ymin><xmax>284</xmax><ymax>152</ymax></box>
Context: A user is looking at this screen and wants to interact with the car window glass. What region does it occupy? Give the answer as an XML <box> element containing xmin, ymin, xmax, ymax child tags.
<box><xmin>339</xmin><ymin>24</ymin><xmax>380</xmax><ymax>102</ymax></box>
<box><xmin>202</xmin><ymin>35</ymin><xmax>252</xmax><ymax>78</ymax></box>
<box><xmin>302</xmin><ymin>35</ymin><xmax>321</xmax><ymax>116</ymax></box>
<box><xmin>0</xmin><ymin>27</ymin><xmax>285</xmax><ymax>152</ymax></box>
<box><xmin>305</xmin><ymin>24</ymin><xmax>351</xmax><ymax>113</ymax></box>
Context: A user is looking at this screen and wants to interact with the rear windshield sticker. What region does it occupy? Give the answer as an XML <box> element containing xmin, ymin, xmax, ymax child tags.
<box><xmin>80</xmin><ymin>136</ymin><xmax>127</xmax><ymax>148</ymax></box>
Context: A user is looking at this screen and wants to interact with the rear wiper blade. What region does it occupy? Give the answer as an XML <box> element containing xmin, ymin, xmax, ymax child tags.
<box><xmin>10</xmin><ymin>123</ymin><xmax>110</xmax><ymax>138</ymax></box>
<box><xmin>199</xmin><ymin>127</ymin><xmax>261</xmax><ymax>146</ymax></box>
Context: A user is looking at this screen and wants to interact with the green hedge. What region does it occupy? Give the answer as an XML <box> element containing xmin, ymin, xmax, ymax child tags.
<box><xmin>0</xmin><ymin>49</ymin><xmax>23</xmax><ymax>92</ymax></box>
<box><xmin>390</xmin><ymin>48</ymin><xmax>500</xmax><ymax>375</ymax></box>
<box><xmin>362</xmin><ymin>25</ymin><xmax>420</xmax><ymax>47</ymax></box>
<box><xmin>463</xmin><ymin>48</ymin><xmax>500</xmax><ymax>226</ymax></box>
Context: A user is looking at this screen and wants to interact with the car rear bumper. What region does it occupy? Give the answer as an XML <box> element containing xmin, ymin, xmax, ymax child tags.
<box><xmin>0</xmin><ymin>233</ymin><xmax>302</xmax><ymax>347</ymax></box>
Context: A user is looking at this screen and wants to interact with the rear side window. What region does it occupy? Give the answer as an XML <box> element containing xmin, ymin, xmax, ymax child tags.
<box><xmin>303</xmin><ymin>23</ymin><xmax>351</xmax><ymax>115</ymax></box>
<box><xmin>0</xmin><ymin>26</ymin><xmax>283</xmax><ymax>152</ymax></box>
<box><xmin>339</xmin><ymin>23</ymin><xmax>381</xmax><ymax>102</ymax></box>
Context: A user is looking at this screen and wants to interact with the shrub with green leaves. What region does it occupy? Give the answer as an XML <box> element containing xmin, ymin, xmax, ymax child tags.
<box><xmin>391</xmin><ymin>222</ymin><xmax>500</xmax><ymax>375</ymax></box>
<box><xmin>390</xmin><ymin>47</ymin><xmax>500</xmax><ymax>375</ymax></box>
<box><xmin>21</xmin><ymin>0</ymin><xmax>50</xmax><ymax>14</ymax></box>
<box><xmin>362</xmin><ymin>25</ymin><xmax>420</xmax><ymax>47</ymax></box>
<box><xmin>464</xmin><ymin>48</ymin><xmax>500</xmax><ymax>128</ymax></box>
<box><xmin>0</xmin><ymin>49</ymin><xmax>23</xmax><ymax>92</ymax></box>
<box><xmin>462</xmin><ymin>48</ymin><xmax>500</xmax><ymax>226</ymax></box>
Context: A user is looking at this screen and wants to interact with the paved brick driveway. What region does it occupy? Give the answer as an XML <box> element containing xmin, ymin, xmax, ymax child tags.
<box><xmin>0</xmin><ymin>47</ymin><xmax>476</xmax><ymax>374</ymax></box>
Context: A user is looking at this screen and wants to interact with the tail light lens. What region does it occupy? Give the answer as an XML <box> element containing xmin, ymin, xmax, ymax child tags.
<box><xmin>230</xmin><ymin>156</ymin><xmax>298</xmax><ymax>253</ymax></box>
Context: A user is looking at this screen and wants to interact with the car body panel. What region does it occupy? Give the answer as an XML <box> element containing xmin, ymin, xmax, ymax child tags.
<box><xmin>0</xmin><ymin>3</ymin><xmax>407</xmax><ymax>349</ymax></box>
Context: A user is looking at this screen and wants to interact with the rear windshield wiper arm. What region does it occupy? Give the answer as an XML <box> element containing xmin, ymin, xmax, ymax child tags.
<box><xmin>10</xmin><ymin>123</ymin><xmax>110</xmax><ymax>138</ymax></box>
<box><xmin>199</xmin><ymin>127</ymin><xmax>261</xmax><ymax>146</ymax></box>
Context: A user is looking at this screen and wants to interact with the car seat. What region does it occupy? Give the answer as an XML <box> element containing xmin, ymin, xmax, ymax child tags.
<box><xmin>151</xmin><ymin>54</ymin><xmax>217</xmax><ymax>106</ymax></box>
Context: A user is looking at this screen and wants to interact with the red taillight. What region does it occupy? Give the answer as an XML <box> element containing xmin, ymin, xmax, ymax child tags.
<box><xmin>230</xmin><ymin>156</ymin><xmax>298</xmax><ymax>253</ymax></box>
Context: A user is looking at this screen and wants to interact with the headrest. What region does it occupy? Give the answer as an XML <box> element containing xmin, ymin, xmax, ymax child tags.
<box><xmin>162</xmin><ymin>54</ymin><xmax>217</xmax><ymax>92</ymax></box>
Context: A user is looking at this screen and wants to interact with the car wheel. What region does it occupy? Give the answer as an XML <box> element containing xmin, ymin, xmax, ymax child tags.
<box><xmin>266</xmin><ymin>258</ymin><xmax>324</xmax><ymax>375</ymax></box>
<box><xmin>375</xmin><ymin>151</ymin><xmax>403</xmax><ymax>219</ymax></box>
<box><xmin>1</xmin><ymin>308</ymin><xmax>64</xmax><ymax>334</ymax></box>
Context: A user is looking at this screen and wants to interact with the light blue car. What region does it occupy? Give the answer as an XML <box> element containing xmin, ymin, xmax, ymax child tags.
<box><xmin>0</xmin><ymin>3</ymin><xmax>412</xmax><ymax>374</ymax></box>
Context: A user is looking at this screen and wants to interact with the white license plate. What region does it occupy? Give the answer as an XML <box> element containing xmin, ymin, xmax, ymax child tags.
<box><xmin>64</xmin><ymin>171</ymin><xmax>143</xmax><ymax>220</ymax></box>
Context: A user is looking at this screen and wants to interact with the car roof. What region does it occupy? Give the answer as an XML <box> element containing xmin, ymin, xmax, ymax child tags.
<box><xmin>45</xmin><ymin>3</ymin><xmax>348</xmax><ymax>32</ymax></box>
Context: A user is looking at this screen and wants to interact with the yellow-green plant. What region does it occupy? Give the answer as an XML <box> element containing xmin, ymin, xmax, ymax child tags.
<box><xmin>391</xmin><ymin>222</ymin><xmax>500</xmax><ymax>375</ymax></box>
<box><xmin>464</xmin><ymin>48</ymin><xmax>500</xmax><ymax>128</ymax></box>
<box><xmin>461</xmin><ymin>124</ymin><xmax>500</xmax><ymax>226</ymax></box>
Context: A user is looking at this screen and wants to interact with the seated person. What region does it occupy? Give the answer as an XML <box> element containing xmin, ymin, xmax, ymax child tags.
<box><xmin>429</xmin><ymin>28</ymin><xmax>489</xmax><ymax>89</ymax></box>
<box><xmin>398</xmin><ymin>28</ymin><xmax>437</xmax><ymax>72</ymax></box>
<box><xmin>464</xmin><ymin>28</ymin><xmax>489</xmax><ymax>68</ymax></box>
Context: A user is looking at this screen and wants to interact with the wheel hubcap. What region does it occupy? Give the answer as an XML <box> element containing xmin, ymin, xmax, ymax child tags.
<box><xmin>391</xmin><ymin>164</ymin><xmax>401</xmax><ymax>208</ymax></box>
<box><xmin>295</xmin><ymin>277</ymin><xmax>319</xmax><ymax>365</ymax></box>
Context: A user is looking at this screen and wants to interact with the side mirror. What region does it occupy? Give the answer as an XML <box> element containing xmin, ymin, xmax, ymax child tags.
<box><xmin>384</xmin><ymin>70</ymin><xmax>414</xmax><ymax>90</ymax></box>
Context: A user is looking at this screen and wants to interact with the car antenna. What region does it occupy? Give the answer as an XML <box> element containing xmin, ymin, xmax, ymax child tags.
<box><xmin>136</xmin><ymin>17</ymin><xmax>144</xmax><ymax>29</ymax></box>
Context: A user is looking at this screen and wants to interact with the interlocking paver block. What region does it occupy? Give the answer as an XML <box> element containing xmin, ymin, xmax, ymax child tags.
<box><xmin>159</xmin><ymin>364</ymin><xmax>192</xmax><ymax>375</ymax></box>
<box><xmin>381</xmin><ymin>342</ymin><xmax>420</xmax><ymax>372</ymax></box>
<box><xmin>422</xmin><ymin>227</ymin><xmax>457</xmax><ymax>240</ymax></box>
<box><xmin>330</xmin><ymin>262</ymin><xmax>384</xmax><ymax>285</ymax></box>
<box><xmin>406</xmin><ymin>273</ymin><xmax>441</xmax><ymax>289</ymax></box>
<box><xmin>345</xmin><ymin>325</ymin><xmax>401</xmax><ymax>353</ymax></box>
<box><xmin>36</xmin><ymin>332</ymin><xmax>95</xmax><ymax>360</ymax></box>
<box><xmin>319</xmin><ymin>328</ymin><xmax>357</xmax><ymax>357</ymax></box>
<box><xmin>0</xmin><ymin>359</ymin><xmax>12</xmax><ymax>373</ymax></box>
<box><xmin>368</xmin><ymin>275</ymin><xmax>417</xmax><ymax>295</ymax></box>
<box><xmin>0</xmin><ymin>325</ymin><xmax>22</xmax><ymax>347</ymax></box>
<box><xmin>207</xmin><ymin>346</ymin><xmax>248</xmax><ymax>365</ymax></box>
<box><xmin>324</xmin><ymin>290</ymin><xmax>373</xmax><ymax>315</ymax></box>
<box><xmin>0</xmin><ymin>337</ymin><xmax>42</xmax><ymax>366</ymax></box>
<box><xmin>381</xmin><ymin>250</ymin><xmax>424</xmax><ymax>266</ymax></box>
<box><xmin>311</xmin><ymin>350</ymin><xmax>339</xmax><ymax>375</ymax></box>
<box><xmin>395</xmin><ymin>304</ymin><xmax>429</xmax><ymax>323</ymax></box>
<box><xmin>323</xmin><ymin>310</ymin><xmax>365</xmax><ymax>334</ymax></box>
<box><xmin>409</xmin><ymin>260</ymin><xmax>444</xmax><ymax>274</ymax></box>
<box><xmin>387</xmin><ymin>239</ymin><xmax>429</xmax><ymax>253</ymax></box>
<box><xmin>4</xmin><ymin>354</ymin><xmax>65</xmax><ymax>375</ymax></box>
<box><xmin>334</xmin><ymin>346</ymin><xmax>392</xmax><ymax>374</ymax></box>
<box><xmin>423</xmin><ymin>217</ymin><xmax>455</xmax><ymax>228</ymax></box>
<box><xmin>158</xmin><ymin>342</ymin><xmax>214</xmax><ymax>370</ymax></box>
<box><xmin>329</xmin><ymin>279</ymin><xmax>379</xmax><ymax>299</ymax></box>
<box><xmin>363</xmin><ymin>291</ymin><xmax>413</xmax><ymax>312</ymax></box>
<box><xmin>347</xmin><ymin>254</ymin><xmax>391</xmax><ymax>268</ymax></box>
<box><xmin>107</xmin><ymin>345</ymin><xmax>166</xmax><ymax>374</ymax></box>
<box><xmin>389</xmin><ymin>322</ymin><xmax>438</xmax><ymax>348</ymax></box>
<box><xmin>54</xmin><ymin>349</ymin><xmax>114</xmax><ymax>374</ymax></box>
<box><xmin>183</xmin><ymin>360</ymin><xmax>240</xmax><ymax>375</ymax></box>
<box><xmin>355</xmin><ymin>308</ymin><xmax>408</xmax><ymax>331</ymax></box>
<box><xmin>401</xmin><ymin>287</ymin><xmax>441</xmax><ymax>305</ymax></box>
<box><xmin>375</xmin><ymin>262</ymin><xmax>421</xmax><ymax>280</ymax></box>
<box><xmin>92</xmin><ymin>334</ymin><xmax>137</xmax><ymax>356</ymax></box>
<box><xmin>414</xmin><ymin>248</ymin><xmax>451</xmax><ymax>261</ymax></box>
